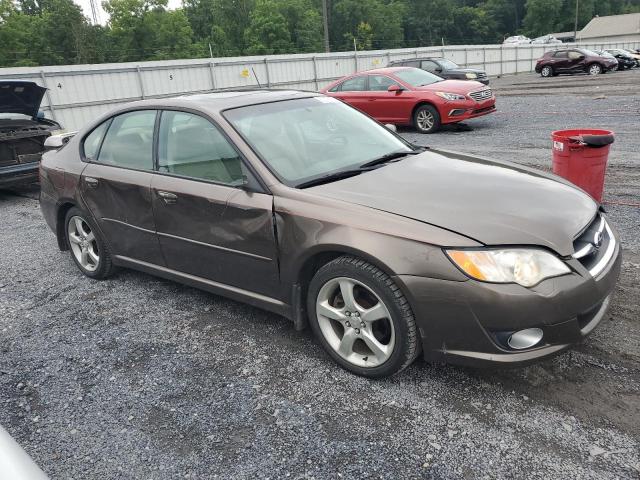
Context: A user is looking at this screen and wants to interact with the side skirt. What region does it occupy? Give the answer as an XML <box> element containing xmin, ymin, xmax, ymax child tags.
<box><xmin>113</xmin><ymin>255</ymin><xmax>293</xmax><ymax>320</ymax></box>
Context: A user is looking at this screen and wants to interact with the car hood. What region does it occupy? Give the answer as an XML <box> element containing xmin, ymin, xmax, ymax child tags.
<box><xmin>308</xmin><ymin>149</ymin><xmax>597</xmax><ymax>256</ymax></box>
<box><xmin>415</xmin><ymin>79</ymin><xmax>487</xmax><ymax>94</ymax></box>
<box><xmin>444</xmin><ymin>68</ymin><xmax>486</xmax><ymax>75</ymax></box>
<box><xmin>0</xmin><ymin>81</ymin><xmax>47</xmax><ymax>118</ymax></box>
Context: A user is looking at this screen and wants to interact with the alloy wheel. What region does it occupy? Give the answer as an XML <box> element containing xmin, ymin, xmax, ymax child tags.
<box><xmin>541</xmin><ymin>66</ymin><xmax>552</xmax><ymax>77</ymax></box>
<box><xmin>416</xmin><ymin>110</ymin><xmax>435</xmax><ymax>131</ymax></box>
<box><xmin>589</xmin><ymin>64</ymin><xmax>602</xmax><ymax>75</ymax></box>
<box><xmin>315</xmin><ymin>277</ymin><xmax>395</xmax><ymax>368</ymax></box>
<box><xmin>67</xmin><ymin>215</ymin><xmax>99</xmax><ymax>272</ymax></box>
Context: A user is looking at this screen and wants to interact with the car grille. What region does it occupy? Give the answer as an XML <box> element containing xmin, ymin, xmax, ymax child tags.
<box><xmin>469</xmin><ymin>89</ymin><xmax>492</xmax><ymax>101</ymax></box>
<box><xmin>477</xmin><ymin>72</ymin><xmax>488</xmax><ymax>79</ymax></box>
<box><xmin>572</xmin><ymin>214</ymin><xmax>616</xmax><ymax>277</ymax></box>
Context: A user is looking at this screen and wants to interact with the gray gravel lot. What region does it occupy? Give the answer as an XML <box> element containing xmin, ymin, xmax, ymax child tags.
<box><xmin>1</xmin><ymin>71</ymin><xmax>640</xmax><ymax>479</ymax></box>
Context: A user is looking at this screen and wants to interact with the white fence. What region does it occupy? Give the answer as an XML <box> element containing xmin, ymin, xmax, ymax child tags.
<box><xmin>1</xmin><ymin>40</ymin><xmax>638</xmax><ymax>131</ymax></box>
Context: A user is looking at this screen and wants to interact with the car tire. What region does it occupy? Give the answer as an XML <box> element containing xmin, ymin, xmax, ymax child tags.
<box><xmin>65</xmin><ymin>207</ymin><xmax>114</xmax><ymax>279</ymax></box>
<box><xmin>540</xmin><ymin>66</ymin><xmax>553</xmax><ymax>77</ymax></box>
<box><xmin>588</xmin><ymin>63</ymin><xmax>602</xmax><ymax>75</ymax></box>
<box><xmin>306</xmin><ymin>256</ymin><xmax>421</xmax><ymax>378</ymax></box>
<box><xmin>413</xmin><ymin>104</ymin><xmax>440</xmax><ymax>134</ymax></box>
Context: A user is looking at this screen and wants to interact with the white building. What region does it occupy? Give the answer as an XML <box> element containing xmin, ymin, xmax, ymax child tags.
<box><xmin>577</xmin><ymin>13</ymin><xmax>640</xmax><ymax>43</ymax></box>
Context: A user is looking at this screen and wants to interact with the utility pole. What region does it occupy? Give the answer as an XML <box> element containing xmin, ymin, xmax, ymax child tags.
<box><xmin>322</xmin><ymin>0</ymin><xmax>330</xmax><ymax>53</ymax></box>
<box><xmin>573</xmin><ymin>0</ymin><xmax>579</xmax><ymax>43</ymax></box>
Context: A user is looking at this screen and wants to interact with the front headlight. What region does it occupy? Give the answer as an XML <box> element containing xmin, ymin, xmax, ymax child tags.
<box><xmin>446</xmin><ymin>248</ymin><xmax>570</xmax><ymax>287</ymax></box>
<box><xmin>435</xmin><ymin>91</ymin><xmax>466</xmax><ymax>101</ymax></box>
<box><xmin>465</xmin><ymin>72</ymin><xmax>478</xmax><ymax>79</ymax></box>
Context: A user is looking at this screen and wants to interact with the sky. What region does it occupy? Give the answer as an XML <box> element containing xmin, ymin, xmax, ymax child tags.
<box><xmin>75</xmin><ymin>0</ymin><xmax>182</xmax><ymax>24</ymax></box>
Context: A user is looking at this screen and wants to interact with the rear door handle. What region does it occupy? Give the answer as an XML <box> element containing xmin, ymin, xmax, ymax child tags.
<box><xmin>157</xmin><ymin>191</ymin><xmax>178</xmax><ymax>204</ymax></box>
<box><xmin>84</xmin><ymin>177</ymin><xmax>99</xmax><ymax>188</ymax></box>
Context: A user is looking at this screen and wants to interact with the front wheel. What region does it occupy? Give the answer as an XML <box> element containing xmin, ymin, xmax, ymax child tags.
<box><xmin>588</xmin><ymin>63</ymin><xmax>602</xmax><ymax>75</ymax></box>
<box><xmin>307</xmin><ymin>256</ymin><xmax>421</xmax><ymax>378</ymax></box>
<box><xmin>413</xmin><ymin>104</ymin><xmax>441</xmax><ymax>134</ymax></box>
<box><xmin>65</xmin><ymin>207</ymin><xmax>114</xmax><ymax>279</ymax></box>
<box><xmin>540</xmin><ymin>65</ymin><xmax>553</xmax><ymax>77</ymax></box>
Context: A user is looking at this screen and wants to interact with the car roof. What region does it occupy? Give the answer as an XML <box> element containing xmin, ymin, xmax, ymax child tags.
<box><xmin>359</xmin><ymin>67</ymin><xmax>415</xmax><ymax>75</ymax></box>
<box><xmin>113</xmin><ymin>89</ymin><xmax>320</xmax><ymax>114</ymax></box>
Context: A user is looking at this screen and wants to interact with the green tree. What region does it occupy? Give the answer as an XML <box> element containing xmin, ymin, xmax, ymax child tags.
<box><xmin>522</xmin><ymin>0</ymin><xmax>562</xmax><ymax>37</ymax></box>
<box><xmin>244</xmin><ymin>0</ymin><xmax>293</xmax><ymax>54</ymax></box>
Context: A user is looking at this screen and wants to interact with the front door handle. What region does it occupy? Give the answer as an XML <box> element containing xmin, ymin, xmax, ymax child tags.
<box><xmin>157</xmin><ymin>191</ymin><xmax>178</xmax><ymax>204</ymax></box>
<box><xmin>84</xmin><ymin>177</ymin><xmax>99</xmax><ymax>188</ymax></box>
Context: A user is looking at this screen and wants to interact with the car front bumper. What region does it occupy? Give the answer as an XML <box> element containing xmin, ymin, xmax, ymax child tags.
<box><xmin>0</xmin><ymin>162</ymin><xmax>39</xmax><ymax>188</ymax></box>
<box><xmin>441</xmin><ymin>98</ymin><xmax>496</xmax><ymax>124</ymax></box>
<box><xmin>394</xmin><ymin>236</ymin><xmax>622</xmax><ymax>367</ymax></box>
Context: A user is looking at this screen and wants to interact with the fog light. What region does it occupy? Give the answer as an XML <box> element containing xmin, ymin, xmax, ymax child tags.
<box><xmin>507</xmin><ymin>328</ymin><xmax>543</xmax><ymax>350</ymax></box>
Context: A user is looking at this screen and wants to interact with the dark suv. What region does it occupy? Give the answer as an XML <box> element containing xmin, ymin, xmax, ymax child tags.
<box><xmin>535</xmin><ymin>48</ymin><xmax>617</xmax><ymax>77</ymax></box>
<box><xmin>388</xmin><ymin>57</ymin><xmax>489</xmax><ymax>85</ymax></box>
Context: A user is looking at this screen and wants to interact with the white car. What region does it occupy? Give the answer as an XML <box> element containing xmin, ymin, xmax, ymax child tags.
<box><xmin>503</xmin><ymin>35</ymin><xmax>531</xmax><ymax>45</ymax></box>
<box><xmin>532</xmin><ymin>35</ymin><xmax>563</xmax><ymax>45</ymax></box>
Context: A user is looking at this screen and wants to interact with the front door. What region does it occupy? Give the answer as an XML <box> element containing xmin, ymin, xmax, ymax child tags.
<box><xmin>567</xmin><ymin>50</ymin><xmax>586</xmax><ymax>71</ymax></box>
<box><xmin>79</xmin><ymin>109</ymin><xmax>164</xmax><ymax>265</ymax></box>
<box><xmin>365</xmin><ymin>74</ymin><xmax>410</xmax><ymax>123</ymax></box>
<box><xmin>151</xmin><ymin>110</ymin><xmax>280</xmax><ymax>298</ymax></box>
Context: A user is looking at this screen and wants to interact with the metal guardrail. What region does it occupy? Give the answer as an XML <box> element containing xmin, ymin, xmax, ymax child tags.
<box><xmin>1</xmin><ymin>40</ymin><xmax>638</xmax><ymax>130</ymax></box>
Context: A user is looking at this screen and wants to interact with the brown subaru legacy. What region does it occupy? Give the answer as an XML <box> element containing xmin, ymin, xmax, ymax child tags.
<box><xmin>39</xmin><ymin>90</ymin><xmax>621</xmax><ymax>377</ymax></box>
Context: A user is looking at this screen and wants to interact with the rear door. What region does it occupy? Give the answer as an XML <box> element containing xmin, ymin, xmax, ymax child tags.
<box><xmin>551</xmin><ymin>50</ymin><xmax>569</xmax><ymax>71</ymax></box>
<box><xmin>79</xmin><ymin>109</ymin><xmax>165</xmax><ymax>266</ymax></box>
<box><xmin>151</xmin><ymin>110</ymin><xmax>280</xmax><ymax>298</ymax></box>
<box><xmin>329</xmin><ymin>75</ymin><xmax>370</xmax><ymax>115</ymax></box>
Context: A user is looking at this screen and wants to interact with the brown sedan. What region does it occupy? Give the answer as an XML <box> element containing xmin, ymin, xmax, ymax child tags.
<box><xmin>40</xmin><ymin>90</ymin><xmax>621</xmax><ymax>377</ymax></box>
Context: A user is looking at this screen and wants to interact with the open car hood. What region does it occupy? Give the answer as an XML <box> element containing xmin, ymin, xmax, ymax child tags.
<box><xmin>0</xmin><ymin>81</ymin><xmax>47</xmax><ymax>118</ymax></box>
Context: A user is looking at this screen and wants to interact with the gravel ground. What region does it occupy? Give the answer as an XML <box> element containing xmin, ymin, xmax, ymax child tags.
<box><xmin>1</xmin><ymin>71</ymin><xmax>640</xmax><ymax>479</ymax></box>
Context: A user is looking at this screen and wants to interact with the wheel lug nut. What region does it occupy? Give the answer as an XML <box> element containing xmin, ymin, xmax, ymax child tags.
<box><xmin>345</xmin><ymin>321</ymin><xmax>351</xmax><ymax>327</ymax></box>
<box><xmin>360</xmin><ymin>322</ymin><xmax>365</xmax><ymax>328</ymax></box>
<box><xmin>355</xmin><ymin>328</ymin><xmax>360</xmax><ymax>334</ymax></box>
<box><xmin>345</xmin><ymin>311</ymin><xmax>351</xmax><ymax>317</ymax></box>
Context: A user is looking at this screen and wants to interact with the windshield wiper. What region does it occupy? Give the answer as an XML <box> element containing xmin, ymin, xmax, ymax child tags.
<box><xmin>296</xmin><ymin>169</ymin><xmax>370</xmax><ymax>189</ymax></box>
<box><xmin>359</xmin><ymin>148</ymin><xmax>424</xmax><ymax>169</ymax></box>
<box><xmin>297</xmin><ymin>148</ymin><xmax>426</xmax><ymax>189</ymax></box>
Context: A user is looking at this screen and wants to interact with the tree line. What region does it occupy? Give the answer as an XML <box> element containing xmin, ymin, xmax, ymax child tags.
<box><xmin>1</xmin><ymin>0</ymin><xmax>639</xmax><ymax>67</ymax></box>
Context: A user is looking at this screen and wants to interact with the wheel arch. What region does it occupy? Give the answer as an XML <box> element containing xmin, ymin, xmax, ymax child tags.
<box><xmin>290</xmin><ymin>245</ymin><xmax>402</xmax><ymax>331</ymax></box>
<box><xmin>55</xmin><ymin>200</ymin><xmax>76</xmax><ymax>251</ymax></box>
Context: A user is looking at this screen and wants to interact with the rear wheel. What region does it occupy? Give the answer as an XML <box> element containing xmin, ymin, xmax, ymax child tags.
<box><xmin>413</xmin><ymin>104</ymin><xmax>440</xmax><ymax>134</ymax></box>
<box><xmin>588</xmin><ymin>63</ymin><xmax>602</xmax><ymax>75</ymax></box>
<box><xmin>540</xmin><ymin>65</ymin><xmax>553</xmax><ymax>77</ymax></box>
<box><xmin>65</xmin><ymin>207</ymin><xmax>114</xmax><ymax>279</ymax></box>
<box><xmin>307</xmin><ymin>256</ymin><xmax>420</xmax><ymax>378</ymax></box>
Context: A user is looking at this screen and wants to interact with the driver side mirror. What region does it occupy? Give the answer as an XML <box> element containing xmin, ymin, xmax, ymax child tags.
<box><xmin>387</xmin><ymin>84</ymin><xmax>403</xmax><ymax>93</ymax></box>
<box><xmin>434</xmin><ymin>67</ymin><xmax>442</xmax><ymax>73</ymax></box>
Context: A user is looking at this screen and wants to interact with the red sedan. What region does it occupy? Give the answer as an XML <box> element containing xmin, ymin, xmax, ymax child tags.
<box><xmin>321</xmin><ymin>67</ymin><xmax>496</xmax><ymax>133</ymax></box>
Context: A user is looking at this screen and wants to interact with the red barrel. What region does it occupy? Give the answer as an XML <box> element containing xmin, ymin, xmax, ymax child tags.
<box><xmin>551</xmin><ymin>129</ymin><xmax>614</xmax><ymax>203</ymax></box>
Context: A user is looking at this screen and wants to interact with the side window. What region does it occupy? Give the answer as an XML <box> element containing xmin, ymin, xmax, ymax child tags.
<box><xmin>553</xmin><ymin>51</ymin><xmax>568</xmax><ymax>58</ymax></box>
<box><xmin>158</xmin><ymin>111</ymin><xmax>244</xmax><ymax>186</ymax></box>
<box><xmin>421</xmin><ymin>60</ymin><xmax>439</xmax><ymax>72</ymax></box>
<box><xmin>338</xmin><ymin>76</ymin><xmax>367</xmax><ymax>92</ymax></box>
<box><xmin>97</xmin><ymin>110</ymin><xmax>156</xmax><ymax>170</ymax></box>
<box><xmin>568</xmin><ymin>50</ymin><xmax>582</xmax><ymax>60</ymax></box>
<box><xmin>82</xmin><ymin>120</ymin><xmax>110</xmax><ymax>161</ymax></box>
<box><xmin>368</xmin><ymin>75</ymin><xmax>396</xmax><ymax>91</ymax></box>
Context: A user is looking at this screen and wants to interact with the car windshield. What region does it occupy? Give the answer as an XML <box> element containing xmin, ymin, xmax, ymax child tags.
<box><xmin>439</xmin><ymin>59</ymin><xmax>459</xmax><ymax>70</ymax></box>
<box><xmin>394</xmin><ymin>68</ymin><xmax>443</xmax><ymax>86</ymax></box>
<box><xmin>224</xmin><ymin>96</ymin><xmax>413</xmax><ymax>186</ymax></box>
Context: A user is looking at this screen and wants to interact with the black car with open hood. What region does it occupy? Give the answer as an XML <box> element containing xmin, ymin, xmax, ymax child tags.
<box><xmin>1</xmin><ymin>81</ymin><xmax>62</xmax><ymax>188</ymax></box>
